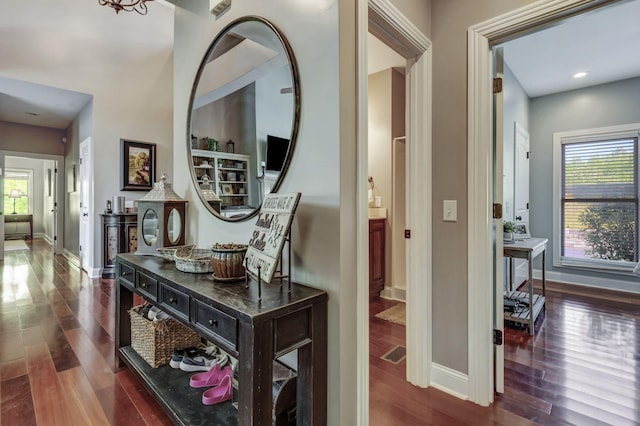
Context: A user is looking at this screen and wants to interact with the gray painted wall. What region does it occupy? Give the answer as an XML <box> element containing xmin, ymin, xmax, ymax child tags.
<box><xmin>431</xmin><ymin>0</ymin><xmax>534</xmax><ymax>374</ymax></box>
<box><xmin>530</xmin><ymin>76</ymin><xmax>640</xmax><ymax>283</ymax></box>
<box><xmin>502</xmin><ymin>60</ymin><xmax>530</xmax><ymax>222</ymax></box>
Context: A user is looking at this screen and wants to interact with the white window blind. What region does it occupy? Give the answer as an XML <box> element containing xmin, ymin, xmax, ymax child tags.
<box><xmin>561</xmin><ymin>137</ymin><xmax>638</xmax><ymax>264</ymax></box>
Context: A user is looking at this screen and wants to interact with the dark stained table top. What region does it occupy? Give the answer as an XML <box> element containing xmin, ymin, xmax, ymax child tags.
<box><xmin>117</xmin><ymin>253</ymin><xmax>327</xmax><ymax>323</ymax></box>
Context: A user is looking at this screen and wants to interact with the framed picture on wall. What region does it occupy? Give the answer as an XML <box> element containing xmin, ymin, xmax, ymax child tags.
<box><xmin>120</xmin><ymin>139</ymin><xmax>156</xmax><ymax>191</ymax></box>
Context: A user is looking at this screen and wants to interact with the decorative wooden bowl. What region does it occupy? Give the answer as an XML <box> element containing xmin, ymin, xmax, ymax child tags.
<box><xmin>210</xmin><ymin>243</ymin><xmax>248</xmax><ymax>282</ymax></box>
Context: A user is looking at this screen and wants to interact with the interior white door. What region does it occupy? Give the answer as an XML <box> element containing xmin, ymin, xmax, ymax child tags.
<box><xmin>0</xmin><ymin>152</ymin><xmax>5</xmax><ymax>260</ymax></box>
<box><xmin>392</xmin><ymin>136</ymin><xmax>406</xmax><ymax>297</ymax></box>
<box><xmin>514</xmin><ymin>123</ymin><xmax>530</xmax><ymax>286</ymax></box>
<box><xmin>79</xmin><ymin>139</ymin><xmax>92</xmax><ymax>272</ymax></box>
<box><xmin>514</xmin><ymin>122</ymin><xmax>530</xmax><ymax>224</ymax></box>
<box><xmin>493</xmin><ymin>47</ymin><xmax>505</xmax><ymax>394</ymax></box>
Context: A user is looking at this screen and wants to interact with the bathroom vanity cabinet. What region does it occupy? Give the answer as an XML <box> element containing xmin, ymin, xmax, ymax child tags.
<box><xmin>369</xmin><ymin>218</ymin><xmax>386</xmax><ymax>299</ymax></box>
<box><xmin>115</xmin><ymin>253</ymin><xmax>328</xmax><ymax>425</ymax></box>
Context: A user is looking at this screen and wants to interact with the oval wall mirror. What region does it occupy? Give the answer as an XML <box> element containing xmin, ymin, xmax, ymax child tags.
<box><xmin>187</xmin><ymin>16</ymin><xmax>300</xmax><ymax>221</ymax></box>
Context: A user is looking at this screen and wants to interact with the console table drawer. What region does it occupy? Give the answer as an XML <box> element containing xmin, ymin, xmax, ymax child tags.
<box><xmin>193</xmin><ymin>300</ymin><xmax>238</xmax><ymax>351</ymax></box>
<box><xmin>119</xmin><ymin>263</ymin><xmax>135</xmax><ymax>289</ymax></box>
<box><xmin>159</xmin><ymin>284</ymin><xmax>190</xmax><ymax>321</ymax></box>
<box><xmin>137</xmin><ymin>272</ymin><xmax>158</xmax><ymax>301</ymax></box>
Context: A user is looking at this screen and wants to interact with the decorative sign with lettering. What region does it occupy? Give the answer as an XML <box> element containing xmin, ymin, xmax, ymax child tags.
<box><xmin>244</xmin><ymin>192</ymin><xmax>301</xmax><ymax>283</ymax></box>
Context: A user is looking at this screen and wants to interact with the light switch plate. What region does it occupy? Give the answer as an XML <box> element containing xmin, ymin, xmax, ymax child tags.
<box><xmin>443</xmin><ymin>200</ymin><xmax>457</xmax><ymax>222</ymax></box>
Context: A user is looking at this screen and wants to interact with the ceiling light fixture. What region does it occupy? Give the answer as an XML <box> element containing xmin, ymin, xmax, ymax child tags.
<box><xmin>98</xmin><ymin>0</ymin><xmax>153</xmax><ymax>15</ymax></box>
<box><xmin>572</xmin><ymin>71</ymin><xmax>588</xmax><ymax>79</ymax></box>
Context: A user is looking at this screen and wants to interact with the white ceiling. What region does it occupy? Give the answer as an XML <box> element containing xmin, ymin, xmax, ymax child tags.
<box><xmin>500</xmin><ymin>0</ymin><xmax>640</xmax><ymax>98</ymax></box>
<box><xmin>0</xmin><ymin>0</ymin><xmax>174</xmax><ymax>130</ymax></box>
<box><xmin>2</xmin><ymin>0</ymin><xmax>639</xmax><ymax>129</ymax></box>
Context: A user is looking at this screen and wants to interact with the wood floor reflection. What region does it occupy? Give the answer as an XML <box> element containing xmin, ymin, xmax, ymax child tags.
<box><xmin>370</xmin><ymin>282</ymin><xmax>640</xmax><ymax>425</ymax></box>
<box><xmin>3</xmin><ymin>240</ymin><xmax>639</xmax><ymax>425</ymax></box>
<box><xmin>0</xmin><ymin>240</ymin><xmax>172</xmax><ymax>425</ymax></box>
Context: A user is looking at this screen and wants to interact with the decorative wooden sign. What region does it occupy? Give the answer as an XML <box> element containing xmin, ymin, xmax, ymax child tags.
<box><xmin>244</xmin><ymin>192</ymin><xmax>301</xmax><ymax>283</ymax></box>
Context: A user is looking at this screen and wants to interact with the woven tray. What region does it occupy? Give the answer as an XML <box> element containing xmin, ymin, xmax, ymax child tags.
<box><xmin>129</xmin><ymin>307</ymin><xmax>201</xmax><ymax>368</ymax></box>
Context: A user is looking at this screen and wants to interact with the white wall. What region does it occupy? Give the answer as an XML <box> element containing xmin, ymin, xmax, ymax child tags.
<box><xmin>173</xmin><ymin>1</ymin><xmax>349</xmax><ymax>424</ymax></box>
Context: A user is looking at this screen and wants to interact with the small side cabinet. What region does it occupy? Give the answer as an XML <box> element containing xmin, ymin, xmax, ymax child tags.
<box><xmin>369</xmin><ymin>218</ymin><xmax>386</xmax><ymax>299</ymax></box>
<box><xmin>101</xmin><ymin>213</ymin><xmax>138</xmax><ymax>278</ymax></box>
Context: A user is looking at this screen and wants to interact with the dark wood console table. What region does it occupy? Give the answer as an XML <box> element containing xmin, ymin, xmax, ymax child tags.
<box><xmin>115</xmin><ymin>253</ymin><xmax>328</xmax><ymax>425</ymax></box>
<box><xmin>4</xmin><ymin>214</ymin><xmax>33</xmax><ymax>240</ymax></box>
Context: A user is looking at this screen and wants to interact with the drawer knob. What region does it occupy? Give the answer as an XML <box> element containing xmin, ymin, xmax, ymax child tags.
<box><xmin>141</xmin><ymin>282</ymin><xmax>148</xmax><ymax>288</ymax></box>
<box><xmin>169</xmin><ymin>297</ymin><xmax>177</xmax><ymax>304</ymax></box>
<box><xmin>122</xmin><ymin>272</ymin><xmax>131</xmax><ymax>277</ymax></box>
<box><xmin>208</xmin><ymin>319</ymin><xmax>218</xmax><ymax>327</ymax></box>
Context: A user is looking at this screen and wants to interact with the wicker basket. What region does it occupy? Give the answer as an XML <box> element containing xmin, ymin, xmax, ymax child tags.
<box><xmin>174</xmin><ymin>248</ymin><xmax>213</xmax><ymax>273</ymax></box>
<box><xmin>129</xmin><ymin>307</ymin><xmax>201</xmax><ymax>368</ymax></box>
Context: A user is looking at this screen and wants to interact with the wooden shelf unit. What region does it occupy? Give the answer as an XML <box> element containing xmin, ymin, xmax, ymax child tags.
<box><xmin>191</xmin><ymin>150</ymin><xmax>252</xmax><ymax>209</ymax></box>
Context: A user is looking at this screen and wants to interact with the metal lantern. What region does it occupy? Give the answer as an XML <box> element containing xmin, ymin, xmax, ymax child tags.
<box><xmin>136</xmin><ymin>172</ymin><xmax>187</xmax><ymax>255</ymax></box>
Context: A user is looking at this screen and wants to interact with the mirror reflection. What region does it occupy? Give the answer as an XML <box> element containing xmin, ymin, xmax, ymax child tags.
<box><xmin>167</xmin><ymin>208</ymin><xmax>181</xmax><ymax>244</ymax></box>
<box><xmin>188</xmin><ymin>17</ymin><xmax>300</xmax><ymax>221</ymax></box>
<box><xmin>142</xmin><ymin>209</ymin><xmax>159</xmax><ymax>246</ymax></box>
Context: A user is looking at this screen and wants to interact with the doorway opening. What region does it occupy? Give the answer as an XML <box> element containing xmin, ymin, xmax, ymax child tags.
<box><xmin>0</xmin><ymin>152</ymin><xmax>64</xmax><ymax>259</ymax></box>
<box><xmin>468</xmin><ymin>0</ymin><xmax>635</xmax><ymax>409</ymax></box>
<box><xmin>357</xmin><ymin>0</ymin><xmax>433</xmax><ymax>423</ymax></box>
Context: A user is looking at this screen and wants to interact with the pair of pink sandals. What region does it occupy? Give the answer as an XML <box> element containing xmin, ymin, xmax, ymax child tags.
<box><xmin>189</xmin><ymin>364</ymin><xmax>234</xmax><ymax>405</ymax></box>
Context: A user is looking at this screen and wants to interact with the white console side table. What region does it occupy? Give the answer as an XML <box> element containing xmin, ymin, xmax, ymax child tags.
<box><xmin>503</xmin><ymin>237</ymin><xmax>548</xmax><ymax>335</ymax></box>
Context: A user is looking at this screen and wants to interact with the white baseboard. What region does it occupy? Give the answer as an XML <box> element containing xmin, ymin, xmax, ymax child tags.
<box><xmin>87</xmin><ymin>267</ymin><xmax>101</xmax><ymax>278</ymax></box>
<box><xmin>63</xmin><ymin>250</ymin><xmax>80</xmax><ymax>269</ymax></box>
<box><xmin>430</xmin><ymin>363</ymin><xmax>469</xmax><ymax>400</ymax></box>
<box><xmin>42</xmin><ymin>234</ymin><xmax>54</xmax><ymax>245</ymax></box>
<box><xmin>380</xmin><ymin>285</ymin><xmax>406</xmax><ymax>301</ymax></box>
<box><xmin>62</xmin><ymin>250</ymin><xmax>100</xmax><ymax>277</ymax></box>
<box><xmin>534</xmin><ymin>268</ymin><xmax>640</xmax><ymax>294</ymax></box>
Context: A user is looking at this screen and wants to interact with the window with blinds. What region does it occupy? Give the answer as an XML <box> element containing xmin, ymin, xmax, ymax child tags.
<box><xmin>561</xmin><ymin>137</ymin><xmax>638</xmax><ymax>264</ymax></box>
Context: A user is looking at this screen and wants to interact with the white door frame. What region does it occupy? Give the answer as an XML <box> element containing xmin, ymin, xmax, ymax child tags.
<box><xmin>357</xmin><ymin>0</ymin><xmax>432</xmax><ymax>423</ymax></box>
<box><xmin>467</xmin><ymin>0</ymin><xmax>618</xmax><ymax>406</ymax></box>
<box><xmin>79</xmin><ymin>137</ymin><xmax>95</xmax><ymax>276</ymax></box>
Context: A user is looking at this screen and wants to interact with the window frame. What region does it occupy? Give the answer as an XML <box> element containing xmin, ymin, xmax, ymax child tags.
<box><xmin>553</xmin><ymin>123</ymin><xmax>640</xmax><ymax>274</ymax></box>
<box><xmin>4</xmin><ymin>168</ymin><xmax>33</xmax><ymax>215</ymax></box>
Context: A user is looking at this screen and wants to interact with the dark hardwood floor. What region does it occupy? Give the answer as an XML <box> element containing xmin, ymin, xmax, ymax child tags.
<box><xmin>370</xmin><ymin>282</ymin><xmax>640</xmax><ymax>425</ymax></box>
<box><xmin>3</xmin><ymin>240</ymin><xmax>639</xmax><ymax>425</ymax></box>
<box><xmin>0</xmin><ymin>239</ymin><xmax>172</xmax><ymax>425</ymax></box>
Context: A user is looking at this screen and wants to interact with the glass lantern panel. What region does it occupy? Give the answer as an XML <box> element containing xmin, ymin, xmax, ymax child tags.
<box><xmin>167</xmin><ymin>208</ymin><xmax>181</xmax><ymax>245</ymax></box>
<box><xmin>142</xmin><ymin>209</ymin><xmax>159</xmax><ymax>246</ymax></box>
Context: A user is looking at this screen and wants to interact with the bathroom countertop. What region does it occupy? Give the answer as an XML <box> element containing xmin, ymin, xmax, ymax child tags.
<box><xmin>368</xmin><ymin>207</ymin><xmax>387</xmax><ymax>219</ymax></box>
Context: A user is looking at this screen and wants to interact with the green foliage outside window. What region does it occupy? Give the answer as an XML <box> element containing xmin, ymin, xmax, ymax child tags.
<box><xmin>3</xmin><ymin>178</ymin><xmax>29</xmax><ymax>214</ymax></box>
<box><xmin>564</xmin><ymin>141</ymin><xmax>636</xmax><ymax>262</ymax></box>
<box><xmin>579</xmin><ymin>205</ymin><xmax>635</xmax><ymax>261</ymax></box>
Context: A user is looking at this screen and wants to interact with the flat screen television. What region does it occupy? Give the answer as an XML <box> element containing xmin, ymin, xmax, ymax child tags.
<box><xmin>265</xmin><ymin>135</ymin><xmax>290</xmax><ymax>172</ymax></box>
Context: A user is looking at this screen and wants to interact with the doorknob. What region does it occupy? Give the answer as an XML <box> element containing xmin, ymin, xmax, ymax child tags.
<box><xmin>515</xmin><ymin>215</ymin><xmax>522</xmax><ymax>221</ymax></box>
